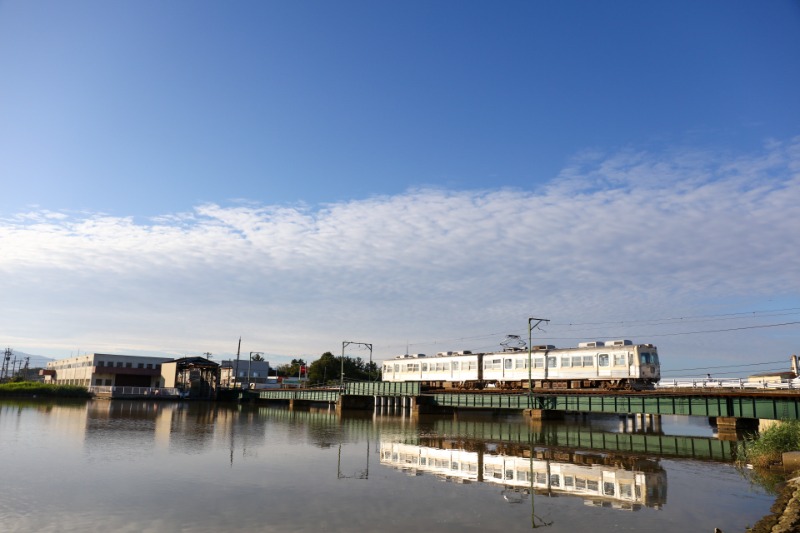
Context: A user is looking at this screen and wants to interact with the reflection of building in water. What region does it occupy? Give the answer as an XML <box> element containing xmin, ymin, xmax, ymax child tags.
<box><xmin>380</xmin><ymin>442</ymin><xmax>667</xmax><ymax>511</ymax></box>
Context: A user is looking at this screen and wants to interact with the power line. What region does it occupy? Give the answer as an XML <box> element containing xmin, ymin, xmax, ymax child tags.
<box><xmin>376</xmin><ymin>308</ymin><xmax>800</xmax><ymax>355</ymax></box>
<box><xmin>661</xmin><ymin>360</ymin><xmax>786</xmax><ymax>374</ymax></box>
<box><xmin>640</xmin><ymin>320</ymin><xmax>800</xmax><ymax>338</ymax></box>
<box><xmin>551</xmin><ymin>307</ymin><xmax>800</xmax><ymax>327</ymax></box>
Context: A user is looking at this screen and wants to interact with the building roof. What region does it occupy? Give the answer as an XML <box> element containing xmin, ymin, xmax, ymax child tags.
<box><xmin>165</xmin><ymin>356</ymin><xmax>219</xmax><ymax>368</ymax></box>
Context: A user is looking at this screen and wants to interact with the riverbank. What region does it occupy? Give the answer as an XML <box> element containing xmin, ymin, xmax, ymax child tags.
<box><xmin>747</xmin><ymin>471</ymin><xmax>800</xmax><ymax>532</ymax></box>
<box><xmin>0</xmin><ymin>382</ymin><xmax>91</xmax><ymax>398</ymax></box>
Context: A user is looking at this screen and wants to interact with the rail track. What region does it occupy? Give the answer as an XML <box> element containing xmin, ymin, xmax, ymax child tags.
<box><xmin>422</xmin><ymin>386</ymin><xmax>800</xmax><ymax>398</ymax></box>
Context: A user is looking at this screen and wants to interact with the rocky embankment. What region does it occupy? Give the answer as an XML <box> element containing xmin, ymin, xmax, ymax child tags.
<box><xmin>747</xmin><ymin>473</ymin><xmax>800</xmax><ymax>533</ymax></box>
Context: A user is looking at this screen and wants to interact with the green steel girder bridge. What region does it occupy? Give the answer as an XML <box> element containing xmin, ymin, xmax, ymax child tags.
<box><xmin>250</xmin><ymin>381</ymin><xmax>800</xmax><ymax>421</ymax></box>
<box><xmin>247</xmin><ymin>393</ymin><xmax>736</xmax><ymax>461</ymax></box>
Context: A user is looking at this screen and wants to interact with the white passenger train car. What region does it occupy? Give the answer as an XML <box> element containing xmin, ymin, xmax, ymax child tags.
<box><xmin>382</xmin><ymin>340</ymin><xmax>660</xmax><ymax>390</ymax></box>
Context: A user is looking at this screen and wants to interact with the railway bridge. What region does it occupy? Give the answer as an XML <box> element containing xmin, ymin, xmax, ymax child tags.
<box><xmin>248</xmin><ymin>381</ymin><xmax>800</xmax><ymax>435</ymax></box>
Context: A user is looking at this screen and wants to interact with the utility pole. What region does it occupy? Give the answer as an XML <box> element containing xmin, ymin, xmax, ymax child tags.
<box><xmin>341</xmin><ymin>341</ymin><xmax>372</xmax><ymax>390</ymax></box>
<box><xmin>528</xmin><ymin>317</ymin><xmax>550</xmax><ymax>405</ymax></box>
<box><xmin>1</xmin><ymin>347</ymin><xmax>11</xmax><ymax>381</ymax></box>
<box><xmin>234</xmin><ymin>337</ymin><xmax>241</xmax><ymax>389</ymax></box>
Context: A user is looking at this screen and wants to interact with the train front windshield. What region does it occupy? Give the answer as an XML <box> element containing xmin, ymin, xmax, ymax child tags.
<box><xmin>639</xmin><ymin>352</ymin><xmax>659</xmax><ymax>365</ymax></box>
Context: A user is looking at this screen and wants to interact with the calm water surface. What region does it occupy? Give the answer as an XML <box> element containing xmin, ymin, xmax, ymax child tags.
<box><xmin>0</xmin><ymin>400</ymin><xmax>774</xmax><ymax>532</ymax></box>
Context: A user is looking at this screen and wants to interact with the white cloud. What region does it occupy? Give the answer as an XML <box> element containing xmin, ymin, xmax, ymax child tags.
<box><xmin>1</xmin><ymin>138</ymin><xmax>799</xmax><ymax>370</ymax></box>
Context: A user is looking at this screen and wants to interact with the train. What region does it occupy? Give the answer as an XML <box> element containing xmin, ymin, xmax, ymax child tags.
<box><xmin>382</xmin><ymin>339</ymin><xmax>660</xmax><ymax>390</ymax></box>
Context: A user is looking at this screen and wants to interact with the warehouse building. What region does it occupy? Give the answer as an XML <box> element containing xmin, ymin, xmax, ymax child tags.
<box><xmin>43</xmin><ymin>353</ymin><xmax>174</xmax><ymax>388</ymax></box>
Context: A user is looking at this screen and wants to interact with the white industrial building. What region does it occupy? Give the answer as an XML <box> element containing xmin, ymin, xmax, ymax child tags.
<box><xmin>43</xmin><ymin>353</ymin><xmax>174</xmax><ymax>388</ymax></box>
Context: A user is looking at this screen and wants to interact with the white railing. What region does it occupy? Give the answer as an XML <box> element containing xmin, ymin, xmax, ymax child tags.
<box><xmin>88</xmin><ymin>386</ymin><xmax>182</xmax><ymax>396</ymax></box>
<box><xmin>655</xmin><ymin>378</ymin><xmax>800</xmax><ymax>390</ymax></box>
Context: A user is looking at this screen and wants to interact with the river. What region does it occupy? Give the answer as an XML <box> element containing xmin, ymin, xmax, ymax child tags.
<box><xmin>0</xmin><ymin>399</ymin><xmax>775</xmax><ymax>532</ymax></box>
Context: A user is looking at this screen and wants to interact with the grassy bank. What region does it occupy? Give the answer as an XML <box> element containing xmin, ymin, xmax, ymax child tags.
<box><xmin>0</xmin><ymin>381</ymin><xmax>91</xmax><ymax>398</ymax></box>
<box><xmin>738</xmin><ymin>420</ymin><xmax>800</xmax><ymax>468</ymax></box>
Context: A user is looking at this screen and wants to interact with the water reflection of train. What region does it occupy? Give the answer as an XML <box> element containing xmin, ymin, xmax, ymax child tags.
<box><xmin>379</xmin><ymin>442</ymin><xmax>667</xmax><ymax>511</ymax></box>
<box><xmin>382</xmin><ymin>340</ymin><xmax>660</xmax><ymax>390</ymax></box>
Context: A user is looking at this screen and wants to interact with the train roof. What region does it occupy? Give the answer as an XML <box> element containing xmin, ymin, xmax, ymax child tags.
<box><xmin>384</xmin><ymin>341</ymin><xmax>656</xmax><ymax>362</ymax></box>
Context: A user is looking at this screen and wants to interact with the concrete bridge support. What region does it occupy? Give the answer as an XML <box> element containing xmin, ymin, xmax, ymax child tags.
<box><xmin>336</xmin><ymin>394</ymin><xmax>375</xmax><ymax>414</ymax></box>
<box><xmin>618</xmin><ymin>413</ymin><xmax>662</xmax><ymax>433</ymax></box>
<box><xmin>523</xmin><ymin>409</ymin><xmax>565</xmax><ymax>421</ymax></box>
<box><xmin>715</xmin><ymin>416</ymin><xmax>759</xmax><ymax>441</ymax></box>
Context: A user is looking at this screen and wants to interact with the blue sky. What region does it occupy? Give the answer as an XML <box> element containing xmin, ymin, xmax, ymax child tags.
<box><xmin>1</xmin><ymin>1</ymin><xmax>799</xmax><ymax>375</ymax></box>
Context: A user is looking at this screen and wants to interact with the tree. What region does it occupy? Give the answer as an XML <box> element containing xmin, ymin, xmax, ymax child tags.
<box><xmin>306</xmin><ymin>352</ymin><xmax>381</xmax><ymax>385</ymax></box>
<box><xmin>308</xmin><ymin>352</ymin><xmax>339</xmax><ymax>384</ymax></box>
<box><xmin>251</xmin><ymin>353</ymin><xmax>264</xmax><ymax>362</ymax></box>
<box><xmin>276</xmin><ymin>358</ymin><xmax>306</xmax><ymax>377</ymax></box>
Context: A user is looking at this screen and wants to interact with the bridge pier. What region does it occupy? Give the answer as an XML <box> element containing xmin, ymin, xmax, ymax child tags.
<box><xmin>372</xmin><ymin>395</ymin><xmax>423</xmax><ymax>414</ymax></box>
<box><xmin>618</xmin><ymin>413</ymin><xmax>662</xmax><ymax>433</ymax></box>
<box><xmin>336</xmin><ymin>394</ymin><xmax>375</xmax><ymax>414</ymax></box>
<box><xmin>523</xmin><ymin>409</ymin><xmax>565</xmax><ymax>420</ymax></box>
<box><xmin>715</xmin><ymin>416</ymin><xmax>759</xmax><ymax>440</ymax></box>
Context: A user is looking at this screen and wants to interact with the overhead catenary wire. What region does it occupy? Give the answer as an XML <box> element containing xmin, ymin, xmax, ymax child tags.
<box><xmin>660</xmin><ymin>360</ymin><xmax>787</xmax><ymax>374</ymax></box>
<box><xmin>376</xmin><ymin>306</ymin><xmax>800</xmax><ymax>354</ymax></box>
<box><xmin>382</xmin><ymin>320</ymin><xmax>800</xmax><ymax>353</ymax></box>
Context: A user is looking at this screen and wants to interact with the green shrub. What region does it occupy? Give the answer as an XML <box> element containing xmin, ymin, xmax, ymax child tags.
<box><xmin>0</xmin><ymin>381</ymin><xmax>91</xmax><ymax>398</ymax></box>
<box><xmin>737</xmin><ymin>420</ymin><xmax>800</xmax><ymax>468</ymax></box>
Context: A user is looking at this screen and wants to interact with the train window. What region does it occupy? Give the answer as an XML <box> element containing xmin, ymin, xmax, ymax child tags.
<box><xmin>564</xmin><ymin>476</ymin><xmax>574</xmax><ymax>488</ymax></box>
<box><xmin>515</xmin><ymin>359</ymin><xmax>527</xmax><ymax>369</ymax></box>
<box><xmin>505</xmin><ymin>469</ymin><xmax>513</xmax><ymax>480</ymax></box>
<box><xmin>452</xmin><ymin>362</ymin><xmax>459</xmax><ymax>371</ymax></box>
<box><xmin>583</xmin><ymin>355</ymin><xmax>594</xmax><ymax>366</ymax></box>
<box><xmin>421</xmin><ymin>363</ymin><xmax>428</xmax><ymax>371</ymax></box>
<box><xmin>620</xmin><ymin>483</ymin><xmax>632</xmax><ymax>498</ymax></box>
<box><xmin>575</xmin><ymin>478</ymin><xmax>586</xmax><ymax>489</ymax></box>
<box><xmin>535</xmin><ymin>472</ymin><xmax>547</xmax><ymax>484</ymax></box>
<box><xmin>561</xmin><ymin>357</ymin><xmax>571</xmax><ymax>368</ymax></box>
<box><xmin>550</xmin><ymin>474</ymin><xmax>560</xmax><ymax>487</ymax></box>
<box><xmin>534</xmin><ymin>358</ymin><xmax>544</xmax><ymax>369</ymax></box>
<box><xmin>652</xmin><ymin>353</ymin><xmax>659</xmax><ymax>364</ymax></box>
<box><xmin>394</xmin><ymin>364</ymin><xmax>399</xmax><ymax>372</ymax></box>
<box><xmin>598</xmin><ymin>354</ymin><xmax>609</xmax><ymax>367</ymax></box>
<box><xmin>586</xmin><ymin>480</ymin><xmax>599</xmax><ymax>492</ymax></box>
<box><xmin>640</xmin><ymin>352</ymin><xmax>653</xmax><ymax>365</ymax></box>
<box><xmin>603</xmin><ymin>482</ymin><xmax>615</xmax><ymax>496</ymax></box>
<box><xmin>547</xmin><ymin>356</ymin><xmax>557</xmax><ymax>368</ymax></box>
<box><xmin>504</xmin><ymin>359</ymin><xmax>512</xmax><ymax>369</ymax></box>
<box><xmin>614</xmin><ymin>354</ymin><xmax>627</xmax><ymax>366</ymax></box>
<box><xmin>466</xmin><ymin>360</ymin><xmax>477</xmax><ymax>370</ymax></box>
<box><xmin>572</xmin><ymin>356</ymin><xmax>582</xmax><ymax>367</ymax></box>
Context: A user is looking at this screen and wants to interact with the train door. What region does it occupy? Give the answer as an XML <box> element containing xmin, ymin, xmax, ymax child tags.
<box><xmin>598</xmin><ymin>353</ymin><xmax>612</xmax><ymax>378</ymax></box>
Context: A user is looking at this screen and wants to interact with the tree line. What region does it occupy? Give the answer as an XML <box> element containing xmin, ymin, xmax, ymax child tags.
<box><xmin>275</xmin><ymin>353</ymin><xmax>380</xmax><ymax>385</ymax></box>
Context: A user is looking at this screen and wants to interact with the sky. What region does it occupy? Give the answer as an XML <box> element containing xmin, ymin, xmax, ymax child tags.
<box><xmin>1</xmin><ymin>1</ymin><xmax>799</xmax><ymax>377</ymax></box>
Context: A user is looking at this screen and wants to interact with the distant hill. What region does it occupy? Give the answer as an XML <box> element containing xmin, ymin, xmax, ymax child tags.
<box><xmin>3</xmin><ymin>350</ymin><xmax>54</xmax><ymax>369</ymax></box>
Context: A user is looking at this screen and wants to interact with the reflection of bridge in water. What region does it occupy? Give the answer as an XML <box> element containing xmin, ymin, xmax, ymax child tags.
<box><xmin>380</xmin><ymin>441</ymin><xmax>668</xmax><ymax>512</ymax></box>
<box><xmin>253</xmin><ymin>405</ymin><xmax>736</xmax><ymax>462</ymax></box>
